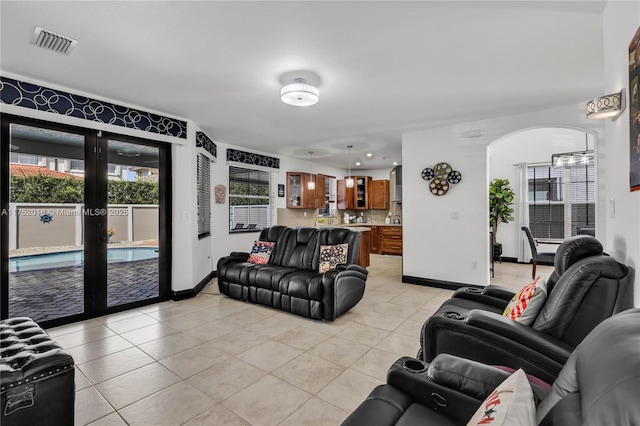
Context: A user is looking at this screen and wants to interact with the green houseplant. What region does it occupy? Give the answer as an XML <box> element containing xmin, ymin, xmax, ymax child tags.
<box><xmin>489</xmin><ymin>178</ymin><xmax>515</xmax><ymax>248</ymax></box>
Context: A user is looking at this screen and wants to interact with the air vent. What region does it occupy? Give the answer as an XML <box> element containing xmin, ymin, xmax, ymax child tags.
<box><xmin>31</xmin><ymin>26</ymin><xmax>77</xmax><ymax>55</ymax></box>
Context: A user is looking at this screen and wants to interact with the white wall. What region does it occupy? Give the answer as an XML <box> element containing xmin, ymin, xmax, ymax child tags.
<box><xmin>402</xmin><ymin>104</ymin><xmax>604</xmax><ymax>287</ymax></box>
<box><xmin>489</xmin><ymin>128</ymin><xmax>590</xmax><ymax>259</ymax></box>
<box><xmin>602</xmin><ymin>1</ymin><xmax>640</xmax><ymax>306</ymax></box>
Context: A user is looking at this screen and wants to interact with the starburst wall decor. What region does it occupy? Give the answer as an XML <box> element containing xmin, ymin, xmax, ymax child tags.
<box><xmin>421</xmin><ymin>162</ymin><xmax>462</xmax><ymax>196</ymax></box>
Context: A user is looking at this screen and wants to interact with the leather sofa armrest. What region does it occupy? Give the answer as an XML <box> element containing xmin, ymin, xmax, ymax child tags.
<box><xmin>451</xmin><ymin>286</ymin><xmax>513</xmax><ymax>310</ymax></box>
<box><xmin>427</xmin><ymin>353</ymin><xmax>510</xmax><ymax>401</ymax></box>
<box><xmin>465</xmin><ymin>310</ymin><xmax>574</xmax><ymax>364</ymax></box>
<box><xmin>230</xmin><ymin>251</ymin><xmax>250</xmax><ymax>258</ymax></box>
<box><xmin>385</xmin><ymin>357</ymin><xmax>483</xmax><ymax>424</ymax></box>
<box><xmin>482</xmin><ymin>285</ymin><xmax>516</xmax><ymax>300</ymax></box>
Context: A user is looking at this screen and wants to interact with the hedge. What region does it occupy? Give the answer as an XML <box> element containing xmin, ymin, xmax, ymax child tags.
<box><xmin>10</xmin><ymin>175</ymin><xmax>159</xmax><ymax>204</ymax></box>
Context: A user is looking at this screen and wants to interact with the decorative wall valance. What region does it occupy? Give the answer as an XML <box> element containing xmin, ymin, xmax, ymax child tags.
<box><xmin>226</xmin><ymin>148</ymin><xmax>280</xmax><ymax>169</ymax></box>
<box><xmin>0</xmin><ymin>76</ymin><xmax>187</xmax><ymax>139</ymax></box>
<box><xmin>196</xmin><ymin>131</ymin><xmax>217</xmax><ymax>158</ymax></box>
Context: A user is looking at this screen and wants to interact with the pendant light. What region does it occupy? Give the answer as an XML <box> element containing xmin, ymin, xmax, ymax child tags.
<box><xmin>307</xmin><ymin>151</ymin><xmax>315</xmax><ymax>190</ymax></box>
<box><xmin>346</xmin><ymin>145</ymin><xmax>355</xmax><ymax>188</ymax></box>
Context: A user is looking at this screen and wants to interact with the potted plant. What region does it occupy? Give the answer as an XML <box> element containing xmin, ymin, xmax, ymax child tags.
<box><xmin>489</xmin><ymin>178</ymin><xmax>515</xmax><ymax>260</ymax></box>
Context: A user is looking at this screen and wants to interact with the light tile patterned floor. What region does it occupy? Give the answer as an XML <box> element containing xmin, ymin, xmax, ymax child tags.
<box><xmin>47</xmin><ymin>256</ymin><xmax>544</xmax><ymax>425</ymax></box>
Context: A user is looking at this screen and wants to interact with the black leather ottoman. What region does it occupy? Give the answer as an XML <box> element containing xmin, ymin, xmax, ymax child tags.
<box><xmin>1</xmin><ymin>317</ymin><xmax>75</xmax><ymax>426</ymax></box>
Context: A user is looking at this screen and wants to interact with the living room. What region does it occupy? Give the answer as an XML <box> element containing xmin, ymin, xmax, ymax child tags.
<box><xmin>1</xmin><ymin>1</ymin><xmax>639</xmax><ymax>425</ymax></box>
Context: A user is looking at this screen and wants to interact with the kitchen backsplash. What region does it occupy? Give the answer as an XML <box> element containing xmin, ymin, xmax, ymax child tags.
<box><xmin>277</xmin><ymin>203</ymin><xmax>402</xmax><ymax>227</ymax></box>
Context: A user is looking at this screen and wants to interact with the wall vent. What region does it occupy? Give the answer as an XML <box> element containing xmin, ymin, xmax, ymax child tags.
<box><xmin>31</xmin><ymin>26</ymin><xmax>77</xmax><ymax>55</ymax></box>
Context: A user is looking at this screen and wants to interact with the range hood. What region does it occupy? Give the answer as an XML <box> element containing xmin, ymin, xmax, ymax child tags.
<box><xmin>389</xmin><ymin>165</ymin><xmax>402</xmax><ymax>203</ymax></box>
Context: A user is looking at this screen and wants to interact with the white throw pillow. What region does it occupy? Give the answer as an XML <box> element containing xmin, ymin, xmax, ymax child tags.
<box><xmin>466</xmin><ymin>369</ymin><xmax>536</xmax><ymax>426</ymax></box>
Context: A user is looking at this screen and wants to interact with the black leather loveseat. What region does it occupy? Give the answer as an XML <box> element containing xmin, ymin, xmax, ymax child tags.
<box><xmin>217</xmin><ymin>226</ymin><xmax>368</xmax><ymax>320</ymax></box>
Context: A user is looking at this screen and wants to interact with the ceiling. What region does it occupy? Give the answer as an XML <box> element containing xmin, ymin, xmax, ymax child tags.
<box><xmin>0</xmin><ymin>1</ymin><xmax>606</xmax><ymax>170</ymax></box>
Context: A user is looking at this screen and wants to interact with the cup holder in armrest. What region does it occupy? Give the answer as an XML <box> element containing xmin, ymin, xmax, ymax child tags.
<box><xmin>443</xmin><ymin>311</ymin><xmax>465</xmax><ymax>320</ymax></box>
<box><xmin>402</xmin><ymin>358</ymin><xmax>428</xmax><ymax>373</ymax></box>
<box><xmin>463</xmin><ymin>287</ymin><xmax>483</xmax><ymax>294</ymax></box>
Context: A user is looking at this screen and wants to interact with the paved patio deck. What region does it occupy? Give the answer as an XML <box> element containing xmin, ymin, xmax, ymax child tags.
<box><xmin>8</xmin><ymin>259</ymin><xmax>159</xmax><ymax>322</ymax></box>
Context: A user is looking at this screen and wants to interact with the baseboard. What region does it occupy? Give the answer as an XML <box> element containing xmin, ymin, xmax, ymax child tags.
<box><xmin>500</xmin><ymin>257</ymin><xmax>519</xmax><ymax>263</ymax></box>
<box><xmin>171</xmin><ymin>271</ymin><xmax>217</xmax><ymax>301</ymax></box>
<box><xmin>402</xmin><ymin>275</ymin><xmax>479</xmax><ymax>291</ymax></box>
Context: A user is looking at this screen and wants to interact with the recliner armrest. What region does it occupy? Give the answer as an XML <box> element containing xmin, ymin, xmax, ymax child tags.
<box><xmin>230</xmin><ymin>251</ymin><xmax>250</xmax><ymax>258</ymax></box>
<box><xmin>385</xmin><ymin>357</ymin><xmax>483</xmax><ymax>424</ymax></box>
<box><xmin>465</xmin><ymin>310</ymin><xmax>574</xmax><ymax>364</ymax></box>
<box><xmin>451</xmin><ymin>286</ymin><xmax>513</xmax><ymax>310</ymax></box>
<box><xmin>482</xmin><ymin>285</ymin><xmax>516</xmax><ymax>300</ymax></box>
<box><xmin>427</xmin><ymin>353</ymin><xmax>511</xmax><ymax>400</ymax></box>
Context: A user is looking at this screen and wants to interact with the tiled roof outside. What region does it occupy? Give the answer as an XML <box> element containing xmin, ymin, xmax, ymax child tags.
<box><xmin>10</xmin><ymin>164</ymin><xmax>81</xmax><ymax>179</ymax></box>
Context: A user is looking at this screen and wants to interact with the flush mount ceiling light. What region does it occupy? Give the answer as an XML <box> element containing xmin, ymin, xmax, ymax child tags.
<box><xmin>586</xmin><ymin>89</ymin><xmax>625</xmax><ymax>121</ymax></box>
<box><xmin>281</xmin><ymin>78</ymin><xmax>319</xmax><ymax>107</ymax></box>
<box><xmin>355</xmin><ymin>161</ymin><xmax>362</xmax><ymax>166</ymax></box>
<box><xmin>346</xmin><ymin>145</ymin><xmax>354</xmax><ymax>188</ymax></box>
<box><xmin>366</xmin><ymin>152</ymin><xmax>373</xmax><ymax>158</ymax></box>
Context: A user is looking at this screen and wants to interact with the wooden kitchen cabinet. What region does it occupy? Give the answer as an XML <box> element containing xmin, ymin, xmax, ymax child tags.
<box><xmin>337</xmin><ymin>179</ymin><xmax>354</xmax><ymax>210</ymax></box>
<box><xmin>287</xmin><ymin>172</ymin><xmax>317</xmax><ymax>208</ymax></box>
<box><xmin>357</xmin><ymin>229</ymin><xmax>371</xmax><ymax>267</ymax></box>
<box><xmin>368</xmin><ymin>180</ymin><xmax>390</xmax><ymax>210</ymax></box>
<box><xmin>379</xmin><ymin>226</ymin><xmax>402</xmax><ymax>255</ymax></box>
<box><xmin>369</xmin><ymin>226</ymin><xmax>379</xmax><ymax>254</ymax></box>
<box><xmin>337</xmin><ymin>176</ymin><xmax>371</xmax><ymax>210</ymax></box>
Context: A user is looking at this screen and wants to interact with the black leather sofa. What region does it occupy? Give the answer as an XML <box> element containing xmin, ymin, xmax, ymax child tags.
<box><xmin>418</xmin><ymin>235</ymin><xmax>634</xmax><ymax>384</ymax></box>
<box><xmin>342</xmin><ymin>308</ymin><xmax>640</xmax><ymax>425</ymax></box>
<box><xmin>217</xmin><ymin>226</ymin><xmax>368</xmax><ymax>320</ymax></box>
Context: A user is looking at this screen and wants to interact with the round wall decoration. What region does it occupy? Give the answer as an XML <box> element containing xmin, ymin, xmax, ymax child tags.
<box><xmin>421</xmin><ymin>162</ymin><xmax>462</xmax><ymax>196</ymax></box>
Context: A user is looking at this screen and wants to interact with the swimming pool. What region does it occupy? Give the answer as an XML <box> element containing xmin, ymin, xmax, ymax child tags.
<box><xmin>9</xmin><ymin>247</ymin><xmax>159</xmax><ymax>272</ymax></box>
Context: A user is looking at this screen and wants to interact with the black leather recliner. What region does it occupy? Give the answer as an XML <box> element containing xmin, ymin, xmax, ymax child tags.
<box><xmin>342</xmin><ymin>308</ymin><xmax>640</xmax><ymax>426</ymax></box>
<box><xmin>419</xmin><ymin>236</ymin><xmax>633</xmax><ymax>384</ymax></box>
<box><xmin>217</xmin><ymin>226</ymin><xmax>368</xmax><ymax>320</ymax></box>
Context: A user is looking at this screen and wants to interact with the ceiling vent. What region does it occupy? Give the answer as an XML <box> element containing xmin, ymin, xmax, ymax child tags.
<box><xmin>31</xmin><ymin>26</ymin><xmax>77</xmax><ymax>55</ymax></box>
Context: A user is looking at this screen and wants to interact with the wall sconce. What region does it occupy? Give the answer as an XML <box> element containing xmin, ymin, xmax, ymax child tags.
<box><xmin>586</xmin><ymin>89</ymin><xmax>625</xmax><ymax>121</ymax></box>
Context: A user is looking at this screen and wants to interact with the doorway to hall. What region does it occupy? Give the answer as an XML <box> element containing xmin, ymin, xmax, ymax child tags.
<box><xmin>1</xmin><ymin>115</ymin><xmax>171</xmax><ymax>327</ymax></box>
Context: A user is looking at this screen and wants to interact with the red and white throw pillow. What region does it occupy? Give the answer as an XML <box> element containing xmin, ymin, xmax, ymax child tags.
<box><xmin>247</xmin><ymin>241</ymin><xmax>274</xmax><ymax>265</ymax></box>
<box><xmin>466</xmin><ymin>369</ymin><xmax>536</xmax><ymax>426</ymax></box>
<box><xmin>502</xmin><ymin>276</ymin><xmax>548</xmax><ymax>326</ymax></box>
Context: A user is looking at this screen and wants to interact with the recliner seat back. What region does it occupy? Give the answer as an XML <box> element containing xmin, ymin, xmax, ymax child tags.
<box><xmin>280</xmin><ymin>227</ymin><xmax>319</xmax><ymax>270</ymax></box>
<box><xmin>545</xmin><ymin>235</ymin><xmax>603</xmax><ymax>293</ymax></box>
<box><xmin>257</xmin><ymin>225</ymin><xmax>291</xmax><ymax>266</ymax></box>
<box><xmin>532</xmin><ymin>255</ymin><xmax>632</xmax><ymax>347</ymax></box>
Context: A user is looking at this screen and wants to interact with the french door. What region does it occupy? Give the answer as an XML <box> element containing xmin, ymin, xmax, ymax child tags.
<box><xmin>1</xmin><ymin>114</ymin><xmax>171</xmax><ymax>327</ymax></box>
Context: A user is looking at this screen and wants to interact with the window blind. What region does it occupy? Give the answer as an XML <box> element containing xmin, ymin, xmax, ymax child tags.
<box><xmin>228</xmin><ymin>166</ymin><xmax>273</xmax><ymax>231</ymax></box>
<box><xmin>197</xmin><ymin>153</ymin><xmax>211</xmax><ymax>237</ymax></box>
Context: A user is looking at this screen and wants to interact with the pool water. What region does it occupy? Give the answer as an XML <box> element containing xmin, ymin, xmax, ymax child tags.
<box><xmin>9</xmin><ymin>247</ymin><xmax>159</xmax><ymax>272</ymax></box>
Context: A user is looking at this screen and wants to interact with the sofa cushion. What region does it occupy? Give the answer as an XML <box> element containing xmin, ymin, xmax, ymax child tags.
<box><xmin>279</xmin><ymin>270</ymin><xmax>324</xmax><ymax>300</ymax></box>
<box><xmin>466</xmin><ymin>369</ymin><xmax>535</xmax><ymax>426</ymax></box>
<box><xmin>319</xmin><ymin>243</ymin><xmax>349</xmax><ymax>273</ymax></box>
<box><xmin>503</xmin><ymin>276</ymin><xmax>547</xmax><ymax>325</ymax></box>
<box><xmin>281</xmin><ymin>228</ymin><xmax>319</xmax><ymax>270</ymax></box>
<box><xmin>248</xmin><ymin>241</ymin><xmax>274</xmax><ymax>265</ymax></box>
<box><xmin>248</xmin><ymin>265</ymin><xmax>299</xmax><ymax>290</ymax></box>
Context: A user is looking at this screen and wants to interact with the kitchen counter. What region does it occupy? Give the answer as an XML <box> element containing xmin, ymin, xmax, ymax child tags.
<box><xmin>339</xmin><ymin>223</ymin><xmax>402</xmax><ymax>227</ymax></box>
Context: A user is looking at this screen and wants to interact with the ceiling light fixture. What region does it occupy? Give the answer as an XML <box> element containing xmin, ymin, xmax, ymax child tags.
<box><xmin>586</xmin><ymin>89</ymin><xmax>625</xmax><ymax>121</ymax></box>
<box><xmin>552</xmin><ymin>134</ymin><xmax>594</xmax><ymax>168</ymax></box>
<box><xmin>346</xmin><ymin>145</ymin><xmax>354</xmax><ymax>188</ymax></box>
<box><xmin>355</xmin><ymin>161</ymin><xmax>361</xmax><ymax>166</ymax></box>
<box><xmin>307</xmin><ymin>151</ymin><xmax>315</xmax><ymax>190</ymax></box>
<box><xmin>366</xmin><ymin>153</ymin><xmax>373</xmax><ymax>158</ymax></box>
<box><xmin>281</xmin><ymin>78</ymin><xmax>319</xmax><ymax>107</ymax></box>
<box><xmin>393</xmin><ymin>161</ymin><xmax>398</xmax><ymax>166</ymax></box>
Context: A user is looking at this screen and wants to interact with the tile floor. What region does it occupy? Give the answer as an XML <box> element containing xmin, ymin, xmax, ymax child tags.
<box><xmin>47</xmin><ymin>256</ymin><xmax>548</xmax><ymax>425</ymax></box>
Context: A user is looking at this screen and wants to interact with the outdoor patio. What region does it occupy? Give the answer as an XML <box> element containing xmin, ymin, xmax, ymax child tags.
<box><xmin>8</xmin><ymin>258</ymin><xmax>159</xmax><ymax>322</ymax></box>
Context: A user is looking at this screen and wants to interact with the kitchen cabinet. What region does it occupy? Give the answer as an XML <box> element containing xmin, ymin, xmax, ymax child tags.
<box><xmin>357</xmin><ymin>229</ymin><xmax>371</xmax><ymax>267</ymax></box>
<box><xmin>337</xmin><ymin>179</ymin><xmax>354</xmax><ymax>210</ymax></box>
<box><xmin>369</xmin><ymin>226</ymin><xmax>379</xmax><ymax>254</ymax></box>
<box><xmin>379</xmin><ymin>226</ymin><xmax>402</xmax><ymax>255</ymax></box>
<box><xmin>337</xmin><ymin>176</ymin><xmax>371</xmax><ymax>210</ymax></box>
<box><xmin>287</xmin><ymin>172</ymin><xmax>317</xmax><ymax>208</ymax></box>
<box><xmin>368</xmin><ymin>180</ymin><xmax>390</xmax><ymax>210</ymax></box>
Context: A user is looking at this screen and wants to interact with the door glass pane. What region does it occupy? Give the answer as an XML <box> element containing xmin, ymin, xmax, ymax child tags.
<box><xmin>106</xmin><ymin>140</ymin><xmax>159</xmax><ymax>307</ymax></box>
<box><xmin>8</xmin><ymin>124</ymin><xmax>85</xmax><ymax>322</ymax></box>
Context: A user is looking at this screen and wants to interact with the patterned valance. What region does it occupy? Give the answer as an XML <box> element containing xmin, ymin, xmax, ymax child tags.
<box><xmin>226</xmin><ymin>148</ymin><xmax>280</xmax><ymax>169</ymax></box>
<box><xmin>0</xmin><ymin>76</ymin><xmax>187</xmax><ymax>139</ymax></box>
<box><xmin>196</xmin><ymin>131</ymin><xmax>217</xmax><ymax>158</ymax></box>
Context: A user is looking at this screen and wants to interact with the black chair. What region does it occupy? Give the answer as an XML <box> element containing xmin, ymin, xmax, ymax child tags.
<box><xmin>419</xmin><ymin>243</ymin><xmax>633</xmax><ymax>383</ymax></box>
<box><xmin>521</xmin><ymin>226</ymin><xmax>556</xmax><ymax>278</ymax></box>
<box><xmin>343</xmin><ymin>308</ymin><xmax>640</xmax><ymax>426</ymax></box>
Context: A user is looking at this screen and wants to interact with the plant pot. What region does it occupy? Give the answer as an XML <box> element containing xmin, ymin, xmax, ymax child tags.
<box><xmin>493</xmin><ymin>243</ymin><xmax>503</xmax><ymax>263</ymax></box>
